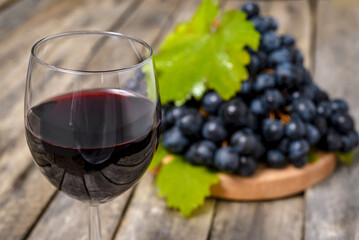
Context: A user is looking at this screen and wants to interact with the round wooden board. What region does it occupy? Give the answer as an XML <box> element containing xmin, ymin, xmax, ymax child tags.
<box><xmin>210</xmin><ymin>153</ymin><xmax>337</xmax><ymax>200</ymax></box>
<box><xmin>151</xmin><ymin>153</ymin><xmax>337</xmax><ymax>201</ymax></box>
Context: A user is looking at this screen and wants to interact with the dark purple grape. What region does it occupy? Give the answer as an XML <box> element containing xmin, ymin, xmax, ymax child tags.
<box><xmin>280</xmin><ymin>34</ymin><xmax>296</xmax><ymax>48</ymax></box>
<box><xmin>214</xmin><ymin>147</ymin><xmax>239</xmax><ymax>172</ymax></box>
<box><xmin>186</xmin><ymin>140</ymin><xmax>217</xmax><ymax>165</ymax></box>
<box><xmin>267</xmin><ymin>150</ymin><xmax>286</xmax><ymax>168</ymax></box>
<box><xmin>202</xmin><ymin>118</ymin><xmax>227</xmax><ymax>143</ymax></box>
<box><xmin>230</xmin><ymin>130</ymin><xmax>258</xmax><ymax>155</ymax></box>
<box><xmin>261</xmin><ymin>31</ymin><xmax>280</xmax><ymax>53</ymax></box>
<box><xmin>241</xmin><ymin>2</ymin><xmax>260</xmax><ymax>19</ymax></box>
<box><xmin>202</xmin><ymin>91</ymin><xmax>223</xmax><ymax>114</ymax></box>
<box><xmin>237</xmin><ymin>156</ymin><xmax>257</xmax><ymax>176</ymax></box>
<box><xmin>261</xmin><ymin>88</ymin><xmax>285</xmax><ymax>110</ymax></box>
<box><xmin>253</xmin><ymin>73</ymin><xmax>276</xmax><ymax>92</ymax></box>
<box><xmin>162</xmin><ymin>127</ymin><xmax>190</xmax><ymax>154</ymax></box>
<box><xmin>285</xmin><ymin>119</ymin><xmax>306</xmax><ymax>140</ymax></box>
<box><xmin>262</xmin><ymin>119</ymin><xmax>284</xmax><ymax>142</ymax></box>
<box><xmin>178</xmin><ymin>111</ymin><xmax>203</xmax><ymax>136</ymax></box>
<box><xmin>331</xmin><ymin>112</ymin><xmax>354</xmax><ymax>133</ymax></box>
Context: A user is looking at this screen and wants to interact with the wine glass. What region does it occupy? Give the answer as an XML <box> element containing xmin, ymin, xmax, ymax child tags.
<box><xmin>24</xmin><ymin>31</ymin><xmax>161</xmax><ymax>240</ymax></box>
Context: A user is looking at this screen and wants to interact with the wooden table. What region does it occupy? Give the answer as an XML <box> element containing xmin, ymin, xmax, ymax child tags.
<box><xmin>0</xmin><ymin>0</ymin><xmax>358</xmax><ymax>239</ymax></box>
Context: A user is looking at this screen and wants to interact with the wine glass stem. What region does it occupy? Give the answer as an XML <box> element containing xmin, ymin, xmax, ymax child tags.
<box><xmin>89</xmin><ymin>205</ymin><xmax>102</xmax><ymax>240</ymax></box>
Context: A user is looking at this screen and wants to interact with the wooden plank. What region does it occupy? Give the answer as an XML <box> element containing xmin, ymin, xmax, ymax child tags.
<box><xmin>209</xmin><ymin>196</ymin><xmax>304</xmax><ymax>240</ymax></box>
<box><xmin>0</xmin><ymin>0</ymin><xmax>18</xmax><ymax>11</ymax></box>
<box><xmin>0</xmin><ymin>1</ymin><xmax>143</xmax><ymax>239</ymax></box>
<box><xmin>27</xmin><ymin>190</ymin><xmax>133</xmax><ymax>240</ymax></box>
<box><xmin>0</xmin><ymin>0</ymin><xmax>57</xmax><ymax>40</ymax></box>
<box><xmin>0</xmin><ymin>164</ymin><xmax>56</xmax><ymax>240</ymax></box>
<box><xmin>26</xmin><ymin>0</ymin><xmax>194</xmax><ymax>239</ymax></box>
<box><xmin>208</xmin><ymin>1</ymin><xmax>311</xmax><ymax>239</ymax></box>
<box><xmin>114</xmin><ymin>174</ymin><xmax>216</xmax><ymax>240</ymax></box>
<box><xmin>305</xmin><ymin>1</ymin><xmax>359</xmax><ymax>239</ymax></box>
<box><xmin>113</xmin><ymin>1</ymin><xmax>219</xmax><ymax>239</ymax></box>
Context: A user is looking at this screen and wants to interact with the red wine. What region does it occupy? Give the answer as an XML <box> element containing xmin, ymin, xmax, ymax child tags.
<box><xmin>26</xmin><ymin>89</ymin><xmax>160</xmax><ymax>203</ymax></box>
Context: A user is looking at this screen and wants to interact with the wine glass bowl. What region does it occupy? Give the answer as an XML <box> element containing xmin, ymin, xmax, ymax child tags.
<box><xmin>25</xmin><ymin>31</ymin><xmax>160</xmax><ymax>215</ymax></box>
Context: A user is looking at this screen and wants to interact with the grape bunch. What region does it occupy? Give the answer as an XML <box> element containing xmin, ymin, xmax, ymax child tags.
<box><xmin>160</xmin><ymin>2</ymin><xmax>359</xmax><ymax>176</ymax></box>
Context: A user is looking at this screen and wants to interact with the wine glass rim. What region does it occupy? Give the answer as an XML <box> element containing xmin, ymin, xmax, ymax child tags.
<box><xmin>31</xmin><ymin>30</ymin><xmax>153</xmax><ymax>75</ymax></box>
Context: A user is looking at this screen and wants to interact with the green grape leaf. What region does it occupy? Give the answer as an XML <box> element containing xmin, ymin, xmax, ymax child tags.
<box><xmin>149</xmin><ymin>143</ymin><xmax>168</xmax><ymax>170</ymax></box>
<box><xmin>307</xmin><ymin>149</ymin><xmax>320</xmax><ymax>163</ymax></box>
<box><xmin>155</xmin><ymin>0</ymin><xmax>260</xmax><ymax>104</ymax></box>
<box><xmin>337</xmin><ymin>151</ymin><xmax>355</xmax><ymax>165</ymax></box>
<box><xmin>155</xmin><ymin>155</ymin><xmax>219</xmax><ymax>217</ymax></box>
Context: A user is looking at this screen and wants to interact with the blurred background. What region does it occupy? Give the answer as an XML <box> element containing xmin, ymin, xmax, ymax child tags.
<box><xmin>0</xmin><ymin>0</ymin><xmax>358</xmax><ymax>239</ymax></box>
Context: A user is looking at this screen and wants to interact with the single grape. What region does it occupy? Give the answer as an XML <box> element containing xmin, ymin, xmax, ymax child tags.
<box><xmin>253</xmin><ymin>73</ymin><xmax>276</xmax><ymax>92</ymax></box>
<box><xmin>261</xmin><ymin>88</ymin><xmax>285</xmax><ymax>110</ymax></box>
<box><xmin>265</xmin><ymin>17</ymin><xmax>278</xmax><ymax>31</ymax></box>
<box><xmin>300</xmin><ymin>84</ymin><xmax>318</xmax><ymax>101</ymax></box>
<box><xmin>331</xmin><ymin>112</ymin><xmax>354</xmax><ymax>133</ymax></box>
<box><xmin>292</xmin><ymin>98</ymin><xmax>316</xmax><ymax>121</ymax></box>
<box><xmin>202</xmin><ymin>118</ymin><xmax>228</xmax><ymax>142</ymax></box>
<box><xmin>230</xmin><ymin>130</ymin><xmax>258</xmax><ymax>155</ymax></box>
<box><xmin>280</xmin><ymin>34</ymin><xmax>296</xmax><ymax>48</ymax></box>
<box><xmin>202</xmin><ymin>91</ymin><xmax>223</xmax><ymax>114</ymax></box>
<box><xmin>241</xmin><ymin>2</ymin><xmax>260</xmax><ymax>19</ymax></box>
<box><xmin>306</xmin><ymin>123</ymin><xmax>321</xmax><ymax>145</ymax></box>
<box><xmin>330</xmin><ymin>99</ymin><xmax>349</xmax><ymax>113</ymax></box>
<box><xmin>250</xmin><ymin>98</ymin><xmax>267</xmax><ymax>116</ymax></box>
<box><xmin>262</xmin><ymin>119</ymin><xmax>284</xmax><ymax>142</ymax></box>
<box><xmin>288</xmin><ymin>139</ymin><xmax>310</xmax><ymax>160</ymax></box>
<box><xmin>214</xmin><ymin>147</ymin><xmax>240</xmax><ymax>172</ymax></box>
<box><xmin>186</xmin><ymin>140</ymin><xmax>217</xmax><ymax>165</ymax></box>
<box><xmin>261</xmin><ymin>31</ymin><xmax>281</xmax><ymax>53</ymax></box>
<box><xmin>178</xmin><ymin>111</ymin><xmax>203</xmax><ymax>136</ymax></box>
<box><xmin>220</xmin><ymin>98</ymin><xmax>247</xmax><ymax>124</ymax></box>
<box><xmin>162</xmin><ymin>127</ymin><xmax>190</xmax><ymax>154</ymax></box>
<box><xmin>268</xmin><ymin>47</ymin><xmax>292</xmax><ymax>68</ymax></box>
<box><xmin>267</xmin><ymin>150</ymin><xmax>286</xmax><ymax>168</ymax></box>
<box><xmin>237</xmin><ymin>156</ymin><xmax>258</xmax><ymax>176</ymax></box>
<box><xmin>285</xmin><ymin>119</ymin><xmax>306</xmax><ymax>140</ymax></box>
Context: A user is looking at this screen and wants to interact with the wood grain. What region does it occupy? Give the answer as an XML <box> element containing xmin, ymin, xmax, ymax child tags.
<box><xmin>0</xmin><ymin>1</ymin><xmax>142</xmax><ymax>239</ymax></box>
<box><xmin>114</xmin><ymin>174</ymin><xmax>215</xmax><ymax>240</ymax></box>
<box><xmin>0</xmin><ymin>0</ymin><xmax>57</xmax><ymax>40</ymax></box>
<box><xmin>305</xmin><ymin>1</ymin><xmax>359</xmax><ymax>239</ymax></box>
<box><xmin>28</xmin><ymin>190</ymin><xmax>133</xmax><ymax>240</ymax></box>
<box><xmin>209</xmin><ymin>196</ymin><xmax>304</xmax><ymax>240</ymax></box>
